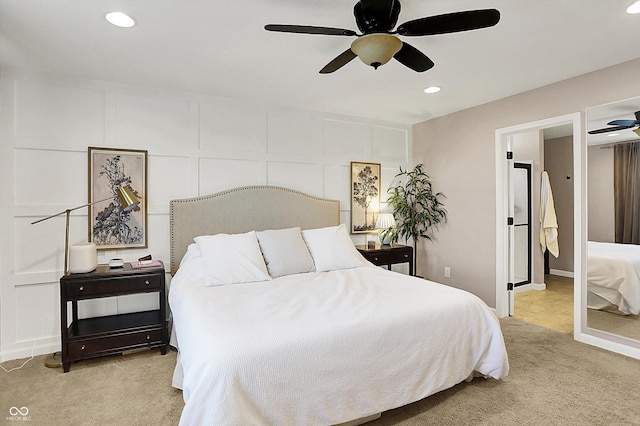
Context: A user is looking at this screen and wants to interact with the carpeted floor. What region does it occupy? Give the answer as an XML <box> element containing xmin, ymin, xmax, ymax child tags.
<box><xmin>1</xmin><ymin>317</ymin><xmax>639</xmax><ymax>426</ymax></box>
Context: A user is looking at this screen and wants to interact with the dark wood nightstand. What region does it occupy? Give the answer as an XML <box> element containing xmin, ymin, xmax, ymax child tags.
<box><xmin>356</xmin><ymin>244</ymin><xmax>414</xmax><ymax>276</ymax></box>
<box><xmin>59</xmin><ymin>262</ymin><xmax>168</xmax><ymax>372</ymax></box>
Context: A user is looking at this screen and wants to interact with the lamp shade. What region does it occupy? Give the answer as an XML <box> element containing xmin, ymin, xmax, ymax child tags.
<box><xmin>351</xmin><ymin>33</ymin><xmax>402</xmax><ymax>69</ymax></box>
<box><xmin>116</xmin><ymin>185</ymin><xmax>140</xmax><ymax>212</ymax></box>
<box><xmin>375</xmin><ymin>213</ymin><xmax>396</xmax><ymax>230</ymax></box>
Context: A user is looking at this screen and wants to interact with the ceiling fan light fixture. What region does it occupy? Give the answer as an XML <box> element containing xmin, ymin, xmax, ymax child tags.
<box><xmin>351</xmin><ymin>33</ymin><xmax>402</xmax><ymax>69</ymax></box>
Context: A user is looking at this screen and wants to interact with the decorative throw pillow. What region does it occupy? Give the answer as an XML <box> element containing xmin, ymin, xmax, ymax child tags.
<box><xmin>194</xmin><ymin>231</ymin><xmax>271</xmax><ymax>286</ymax></box>
<box><xmin>256</xmin><ymin>227</ymin><xmax>315</xmax><ymax>278</ymax></box>
<box><xmin>302</xmin><ymin>224</ymin><xmax>368</xmax><ymax>272</ymax></box>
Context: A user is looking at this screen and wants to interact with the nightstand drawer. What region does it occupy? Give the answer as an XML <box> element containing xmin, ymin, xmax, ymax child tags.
<box><xmin>68</xmin><ymin>329</ymin><xmax>163</xmax><ymax>357</ymax></box>
<box><xmin>368</xmin><ymin>250</ymin><xmax>411</xmax><ymax>265</ymax></box>
<box><xmin>66</xmin><ymin>274</ymin><xmax>162</xmax><ymax>298</ymax></box>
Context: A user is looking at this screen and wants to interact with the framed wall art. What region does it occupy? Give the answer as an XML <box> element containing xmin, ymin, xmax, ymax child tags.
<box><xmin>350</xmin><ymin>161</ymin><xmax>381</xmax><ymax>234</ymax></box>
<box><xmin>88</xmin><ymin>147</ymin><xmax>148</xmax><ymax>250</ymax></box>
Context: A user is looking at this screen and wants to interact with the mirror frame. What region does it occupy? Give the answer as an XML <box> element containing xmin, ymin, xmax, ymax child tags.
<box><xmin>584</xmin><ymin>98</ymin><xmax>640</xmax><ymax>357</ymax></box>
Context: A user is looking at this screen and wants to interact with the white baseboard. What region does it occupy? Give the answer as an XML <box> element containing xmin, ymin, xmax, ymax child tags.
<box><xmin>514</xmin><ymin>282</ymin><xmax>546</xmax><ymax>294</ymax></box>
<box><xmin>549</xmin><ymin>269</ymin><xmax>574</xmax><ymax>278</ymax></box>
<box><xmin>0</xmin><ymin>337</ymin><xmax>59</xmax><ymax>363</ymax></box>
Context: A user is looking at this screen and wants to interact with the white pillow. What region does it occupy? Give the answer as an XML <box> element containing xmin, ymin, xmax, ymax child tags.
<box><xmin>194</xmin><ymin>231</ymin><xmax>271</xmax><ymax>286</ymax></box>
<box><xmin>256</xmin><ymin>227</ymin><xmax>315</xmax><ymax>278</ymax></box>
<box><xmin>302</xmin><ymin>224</ymin><xmax>368</xmax><ymax>272</ymax></box>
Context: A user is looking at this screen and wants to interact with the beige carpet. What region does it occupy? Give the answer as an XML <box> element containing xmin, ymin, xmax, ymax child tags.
<box><xmin>2</xmin><ymin>318</ymin><xmax>640</xmax><ymax>426</ymax></box>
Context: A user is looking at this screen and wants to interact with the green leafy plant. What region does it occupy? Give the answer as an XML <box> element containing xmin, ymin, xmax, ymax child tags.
<box><xmin>385</xmin><ymin>164</ymin><xmax>447</xmax><ymax>275</ymax></box>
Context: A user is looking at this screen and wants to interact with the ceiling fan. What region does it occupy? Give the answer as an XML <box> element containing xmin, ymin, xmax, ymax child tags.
<box><xmin>264</xmin><ymin>0</ymin><xmax>500</xmax><ymax>74</ymax></box>
<box><xmin>588</xmin><ymin>111</ymin><xmax>640</xmax><ymax>135</ymax></box>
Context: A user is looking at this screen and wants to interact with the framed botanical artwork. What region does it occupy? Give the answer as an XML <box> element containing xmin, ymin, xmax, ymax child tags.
<box><xmin>88</xmin><ymin>147</ymin><xmax>148</xmax><ymax>250</ymax></box>
<box><xmin>350</xmin><ymin>161</ymin><xmax>381</xmax><ymax>234</ymax></box>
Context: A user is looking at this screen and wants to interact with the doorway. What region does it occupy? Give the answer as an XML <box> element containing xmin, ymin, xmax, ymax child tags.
<box><xmin>495</xmin><ymin>112</ymin><xmax>582</xmax><ymax>340</ymax></box>
<box><xmin>512</xmin><ymin>133</ymin><xmax>575</xmax><ymax>333</ymax></box>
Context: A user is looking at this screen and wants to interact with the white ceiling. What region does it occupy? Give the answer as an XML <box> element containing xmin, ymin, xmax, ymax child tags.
<box><xmin>1</xmin><ymin>0</ymin><xmax>640</xmax><ymax>125</ymax></box>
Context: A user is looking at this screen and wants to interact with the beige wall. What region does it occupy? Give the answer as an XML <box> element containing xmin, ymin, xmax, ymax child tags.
<box><xmin>587</xmin><ymin>145</ymin><xmax>615</xmax><ymax>242</ymax></box>
<box><xmin>544</xmin><ymin>136</ymin><xmax>574</xmax><ymax>273</ymax></box>
<box><xmin>412</xmin><ymin>57</ymin><xmax>640</xmax><ymax>306</ymax></box>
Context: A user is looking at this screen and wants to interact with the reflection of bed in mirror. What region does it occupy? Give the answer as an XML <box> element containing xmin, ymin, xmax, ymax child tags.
<box><xmin>587</xmin><ymin>241</ymin><xmax>640</xmax><ymax>315</ymax></box>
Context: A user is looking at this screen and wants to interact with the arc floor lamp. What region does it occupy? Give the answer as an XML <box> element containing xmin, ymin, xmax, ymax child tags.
<box><xmin>31</xmin><ymin>185</ymin><xmax>140</xmax><ymax>275</ymax></box>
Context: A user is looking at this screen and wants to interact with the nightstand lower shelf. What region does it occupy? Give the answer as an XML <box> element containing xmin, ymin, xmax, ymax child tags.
<box><xmin>69</xmin><ymin>310</ymin><xmax>163</xmax><ymax>337</ymax></box>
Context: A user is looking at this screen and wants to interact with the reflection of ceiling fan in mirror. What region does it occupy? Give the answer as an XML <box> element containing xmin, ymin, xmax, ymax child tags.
<box><xmin>264</xmin><ymin>0</ymin><xmax>500</xmax><ymax>74</ymax></box>
<box><xmin>588</xmin><ymin>111</ymin><xmax>640</xmax><ymax>136</ymax></box>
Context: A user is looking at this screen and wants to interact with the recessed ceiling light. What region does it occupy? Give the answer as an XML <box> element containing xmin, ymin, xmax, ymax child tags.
<box><xmin>607</xmin><ymin>133</ymin><xmax>620</xmax><ymax>137</ymax></box>
<box><xmin>105</xmin><ymin>11</ymin><xmax>136</xmax><ymax>28</ymax></box>
<box><xmin>423</xmin><ymin>86</ymin><xmax>441</xmax><ymax>94</ymax></box>
<box><xmin>627</xmin><ymin>1</ymin><xmax>640</xmax><ymax>14</ymax></box>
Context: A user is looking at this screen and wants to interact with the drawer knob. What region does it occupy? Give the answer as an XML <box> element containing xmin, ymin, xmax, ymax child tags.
<box><xmin>373</xmin><ymin>257</ymin><xmax>379</xmax><ymax>261</ymax></box>
<box><xmin>79</xmin><ymin>286</ymin><xmax>84</xmax><ymax>291</ymax></box>
<box><xmin>81</xmin><ymin>345</ymin><xmax>85</xmax><ymax>350</ymax></box>
<box><xmin>146</xmin><ymin>335</ymin><xmax>150</xmax><ymax>340</ymax></box>
<box><xmin>404</xmin><ymin>254</ymin><xmax>409</xmax><ymax>258</ymax></box>
<box><xmin>145</xmin><ymin>280</ymin><xmax>150</xmax><ymax>285</ymax></box>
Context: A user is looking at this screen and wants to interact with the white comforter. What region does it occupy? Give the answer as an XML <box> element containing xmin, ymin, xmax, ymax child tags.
<box><xmin>588</xmin><ymin>241</ymin><xmax>640</xmax><ymax>315</ymax></box>
<box><xmin>169</xmin><ymin>248</ymin><xmax>509</xmax><ymax>426</ymax></box>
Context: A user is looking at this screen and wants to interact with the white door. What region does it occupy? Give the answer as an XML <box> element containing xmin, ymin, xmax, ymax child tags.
<box><xmin>506</xmin><ymin>142</ymin><xmax>516</xmax><ymax>315</ymax></box>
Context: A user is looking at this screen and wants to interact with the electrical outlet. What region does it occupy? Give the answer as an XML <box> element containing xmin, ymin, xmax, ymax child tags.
<box><xmin>444</xmin><ymin>267</ymin><xmax>451</xmax><ymax>278</ymax></box>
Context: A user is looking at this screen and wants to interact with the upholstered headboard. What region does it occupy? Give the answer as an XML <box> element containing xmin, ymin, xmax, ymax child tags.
<box><xmin>169</xmin><ymin>185</ymin><xmax>341</xmax><ymax>275</ymax></box>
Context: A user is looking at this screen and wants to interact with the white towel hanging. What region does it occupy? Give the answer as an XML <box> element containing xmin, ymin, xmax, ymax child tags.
<box><xmin>540</xmin><ymin>171</ymin><xmax>559</xmax><ymax>258</ymax></box>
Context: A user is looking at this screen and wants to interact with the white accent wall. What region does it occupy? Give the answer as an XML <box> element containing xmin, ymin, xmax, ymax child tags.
<box><xmin>0</xmin><ymin>68</ymin><xmax>411</xmax><ymax>362</ymax></box>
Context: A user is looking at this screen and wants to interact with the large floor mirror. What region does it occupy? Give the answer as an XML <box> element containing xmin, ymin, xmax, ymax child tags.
<box><xmin>586</xmin><ymin>97</ymin><xmax>640</xmax><ymax>347</ymax></box>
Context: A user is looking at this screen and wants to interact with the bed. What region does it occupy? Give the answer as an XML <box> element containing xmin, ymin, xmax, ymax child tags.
<box><xmin>168</xmin><ymin>186</ymin><xmax>509</xmax><ymax>426</ymax></box>
<box><xmin>587</xmin><ymin>241</ymin><xmax>640</xmax><ymax>315</ymax></box>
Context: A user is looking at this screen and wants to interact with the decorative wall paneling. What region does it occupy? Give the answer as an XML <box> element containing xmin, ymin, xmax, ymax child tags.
<box><xmin>0</xmin><ymin>69</ymin><xmax>411</xmax><ymax>361</ymax></box>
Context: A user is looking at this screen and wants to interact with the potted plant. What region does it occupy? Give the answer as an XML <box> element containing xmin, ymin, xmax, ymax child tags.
<box><xmin>385</xmin><ymin>164</ymin><xmax>447</xmax><ymax>276</ymax></box>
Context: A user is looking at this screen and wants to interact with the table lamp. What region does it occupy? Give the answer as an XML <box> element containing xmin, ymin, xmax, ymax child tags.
<box><xmin>31</xmin><ymin>185</ymin><xmax>140</xmax><ymax>275</ymax></box>
<box><xmin>375</xmin><ymin>213</ymin><xmax>396</xmax><ymax>245</ymax></box>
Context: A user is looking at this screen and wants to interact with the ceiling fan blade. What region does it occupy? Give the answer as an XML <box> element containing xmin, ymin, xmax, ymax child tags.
<box><xmin>265</xmin><ymin>24</ymin><xmax>356</xmax><ymax>37</ymax></box>
<box><xmin>393</xmin><ymin>42</ymin><xmax>434</xmax><ymax>72</ymax></box>
<box><xmin>588</xmin><ymin>126</ymin><xmax>635</xmax><ymax>135</ymax></box>
<box><xmin>397</xmin><ymin>9</ymin><xmax>500</xmax><ymax>36</ymax></box>
<box><xmin>319</xmin><ymin>49</ymin><xmax>358</xmax><ymax>74</ymax></box>
<box><xmin>607</xmin><ymin>119</ymin><xmax>637</xmax><ymax>127</ymax></box>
